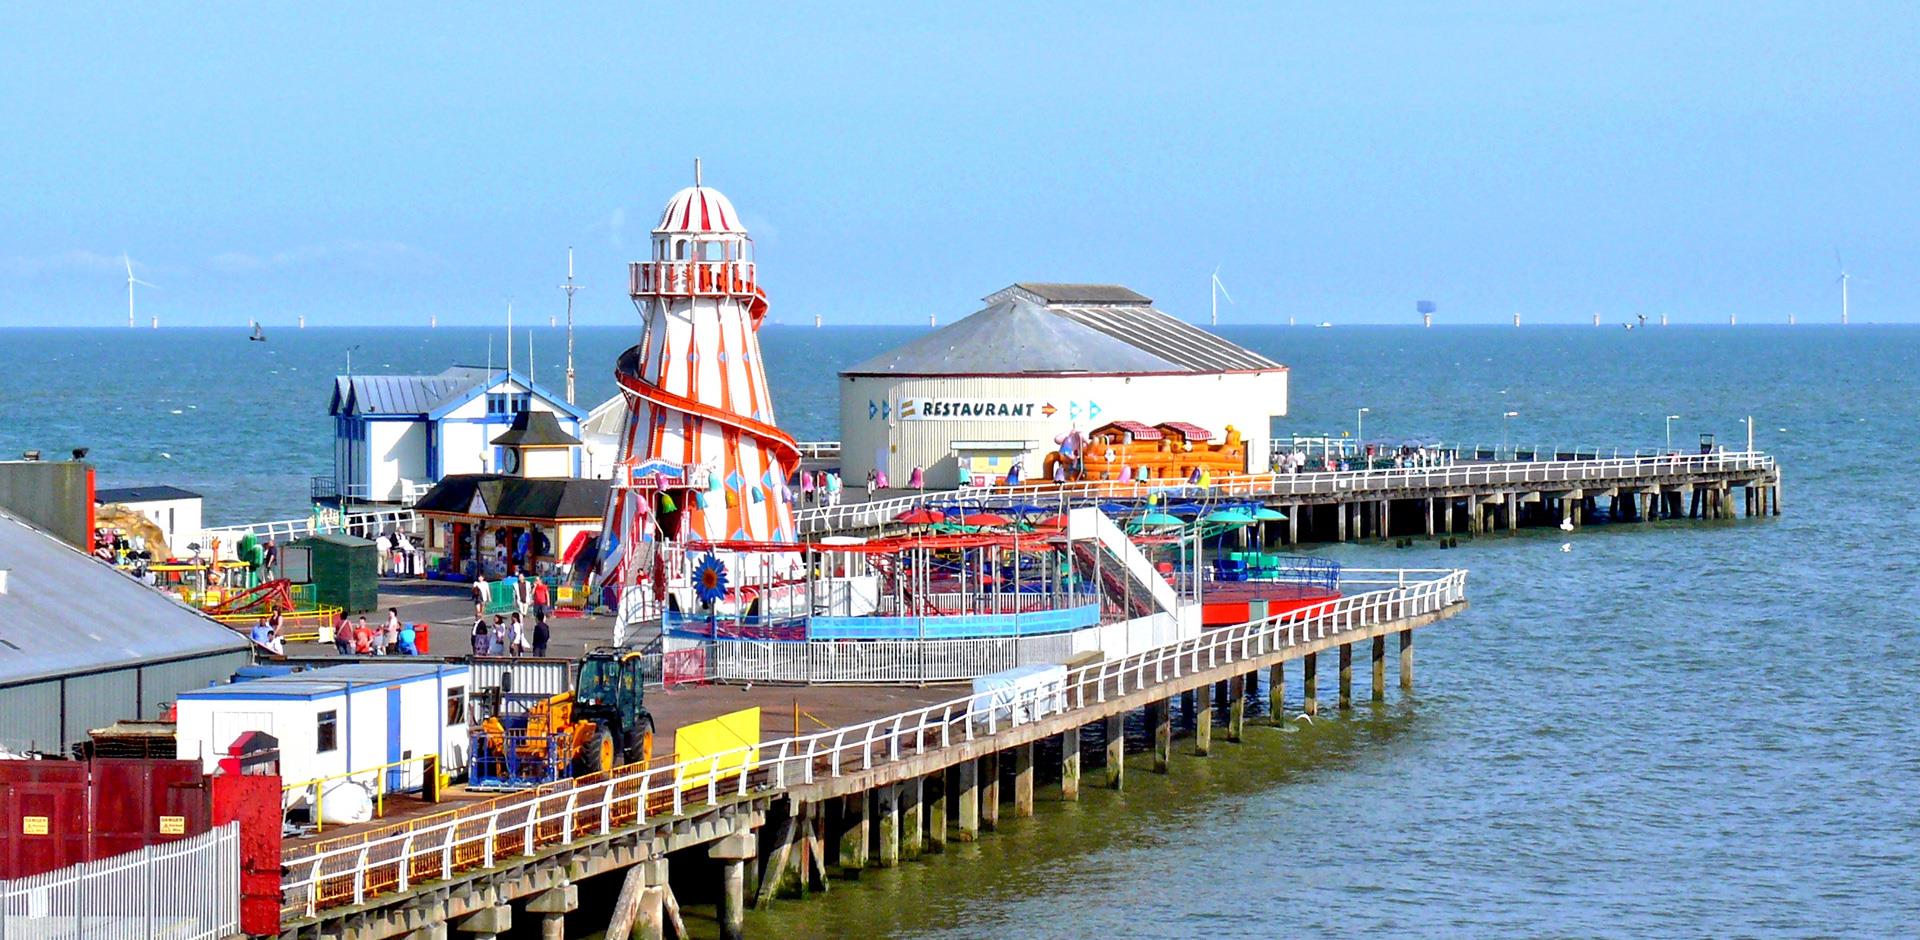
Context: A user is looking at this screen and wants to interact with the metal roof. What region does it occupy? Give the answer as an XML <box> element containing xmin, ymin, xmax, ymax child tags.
<box><xmin>331</xmin><ymin>366</ymin><xmax>492</xmax><ymax>416</ymax></box>
<box><xmin>413</xmin><ymin>474</ymin><xmax>612</xmax><ymax>521</ymax></box>
<box><xmin>490</xmin><ymin>410</ymin><xmax>582</xmax><ymax>448</ymax></box>
<box><xmin>94</xmin><ymin>485</ymin><xmax>201</xmax><ymax>504</ymax></box>
<box><xmin>178</xmin><ymin>661</ymin><xmax>468</xmax><ymax>700</ymax></box>
<box><xmin>843</xmin><ymin>297</ymin><xmax>1182</xmax><ymax>375</ymax></box>
<box><xmin>0</xmin><ymin>509</ymin><xmax>250</xmax><ymax>688</ymax></box>
<box><xmin>849</xmin><ymin>284</ymin><xmax>1284</xmax><ymax>377</ymax></box>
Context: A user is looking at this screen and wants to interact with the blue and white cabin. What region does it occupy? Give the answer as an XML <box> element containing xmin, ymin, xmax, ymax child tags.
<box><xmin>326</xmin><ymin>367</ymin><xmax>589</xmax><ymax>504</ymax></box>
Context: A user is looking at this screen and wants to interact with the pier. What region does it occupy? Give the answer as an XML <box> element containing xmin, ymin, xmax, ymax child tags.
<box><xmin>274</xmin><ymin>567</ymin><xmax>1465</xmax><ymax>940</ymax></box>
<box><xmin>797</xmin><ymin>450</ymin><xmax>1781</xmax><ymax>542</ymax></box>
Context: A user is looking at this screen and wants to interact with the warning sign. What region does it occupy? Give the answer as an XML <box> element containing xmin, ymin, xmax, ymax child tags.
<box><xmin>21</xmin><ymin>816</ymin><xmax>47</xmax><ymax>835</ymax></box>
<box><xmin>159</xmin><ymin>816</ymin><xmax>186</xmax><ymax>835</ymax></box>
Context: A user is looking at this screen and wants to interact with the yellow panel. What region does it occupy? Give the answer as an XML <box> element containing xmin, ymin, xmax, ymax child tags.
<box><xmin>674</xmin><ymin>706</ymin><xmax>760</xmax><ymax>791</ymax></box>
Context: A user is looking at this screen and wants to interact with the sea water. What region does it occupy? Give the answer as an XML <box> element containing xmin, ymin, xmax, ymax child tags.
<box><xmin>2</xmin><ymin>324</ymin><xmax>1914</xmax><ymax>936</ymax></box>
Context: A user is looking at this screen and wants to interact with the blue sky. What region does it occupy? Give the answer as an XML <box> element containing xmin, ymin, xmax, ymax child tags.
<box><xmin>1</xmin><ymin>3</ymin><xmax>1915</xmax><ymax>326</ymax></box>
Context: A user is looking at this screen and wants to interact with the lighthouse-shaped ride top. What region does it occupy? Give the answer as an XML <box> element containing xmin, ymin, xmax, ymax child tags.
<box><xmin>602</xmin><ymin>167</ymin><xmax>802</xmax><ymax>628</ymax></box>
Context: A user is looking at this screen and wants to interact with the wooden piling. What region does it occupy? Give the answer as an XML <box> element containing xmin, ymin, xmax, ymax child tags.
<box><xmin>838</xmin><ymin>793</ymin><xmax>867</xmax><ymax>872</ymax></box>
<box><xmin>1151</xmin><ymin>700</ymin><xmax>1172</xmax><ymax>772</ymax></box>
<box><xmin>1268</xmin><ymin>662</ymin><xmax>1285</xmax><ymax>720</ymax></box>
<box><xmin>900</xmin><ymin>776</ymin><xmax>924</xmax><ymax>859</ymax></box>
<box><xmin>1194</xmin><ymin>682</ymin><xmax>1213</xmax><ymax>756</ymax></box>
<box><xmin>1336</xmin><ymin>501</ymin><xmax>1348</xmax><ymax>541</ymax></box>
<box><xmin>925</xmin><ymin>773</ymin><xmax>947</xmax><ymax>851</ymax></box>
<box><xmin>1399</xmin><ymin>629</ymin><xmax>1414</xmax><ymax>690</ymax></box>
<box><xmin>1227</xmin><ymin>675</ymin><xmax>1246</xmax><ymax>742</ymax></box>
<box><xmin>1302</xmin><ymin>653</ymin><xmax>1319</xmax><ymax>716</ymax></box>
<box><xmin>979</xmin><ymin>752</ymin><xmax>1000</xmax><ymax>830</ymax></box>
<box><xmin>1103</xmin><ymin>715</ymin><xmax>1125</xmax><ymax>789</ymax></box>
<box><xmin>1012</xmin><ymin>742</ymin><xmax>1035</xmax><ymax>817</ymax></box>
<box><xmin>1371</xmin><ymin>633</ymin><xmax>1386</xmax><ymax>702</ymax></box>
<box><xmin>874</xmin><ymin>785</ymin><xmax>900</xmax><ymax>867</ymax></box>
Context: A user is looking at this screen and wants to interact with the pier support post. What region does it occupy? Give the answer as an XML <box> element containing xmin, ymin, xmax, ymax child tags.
<box><xmin>1269</xmin><ymin>662</ymin><xmax>1286</xmax><ymax>719</ymax></box>
<box><xmin>952</xmin><ymin>761</ymin><xmax>979</xmax><ymax>842</ymax></box>
<box><xmin>1302</xmin><ymin>653</ymin><xmax>1319</xmax><ymax>716</ymax></box>
<box><xmin>874</xmin><ymin>784</ymin><xmax>901</xmax><ymax>867</ymax></box>
<box><xmin>1400</xmin><ymin>629</ymin><xmax>1414</xmax><ymax>690</ymax></box>
<box><xmin>1381</xmin><ymin>500</ymin><xmax>1392</xmax><ymax>540</ymax></box>
<box><xmin>1339</xmin><ymin>642</ymin><xmax>1353</xmax><ymax>709</ymax></box>
<box><xmin>1060</xmin><ymin>728</ymin><xmax>1081</xmax><ymax>801</ymax></box>
<box><xmin>926</xmin><ymin>773</ymin><xmax>947</xmax><ymax>850</ymax></box>
<box><xmin>1371</xmin><ymin>633</ymin><xmax>1386</xmax><ymax>702</ymax></box>
<box><xmin>900</xmin><ymin>776</ymin><xmax>924</xmax><ymax>859</ymax></box>
<box><xmin>1151</xmin><ymin>700</ymin><xmax>1172</xmax><ymax>772</ymax></box>
<box><xmin>454</xmin><ymin>905</ymin><xmax>511</xmax><ymax>940</ymax></box>
<box><xmin>1103</xmin><ymin>715</ymin><xmax>1125</xmax><ymax>789</ymax></box>
<box><xmin>1194</xmin><ymin>682</ymin><xmax>1213</xmax><ymax>756</ymax></box>
<box><xmin>710</xmin><ymin>832</ymin><xmax>754</xmax><ymax>940</ymax></box>
<box><xmin>1507</xmin><ymin>492</ymin><xmax>1519</xmax><ymax>531</ymax></box>
<box><xmin>1336</xmin><ymin>502</ymin><xmax>1347</xmax><ymax>541</ymax></box>
<box><xmin>1227</xmin><ymin>675</ymin><xmax>1246</xmax><ymax>742</ymax></box>
<box><xmin>525</xmin><ymin>884</ymin><xmax>576</xmax><ymax>940</ymax></box>
<box><xmin>838</xmin><ymin>793</ymin><xmax>868</xmax><ymax>872</ymax></box>
<box><xmin>1012</xmin><ymin>742</ymin><xmax>1036</xmax><ymax>817</ymax></box>
<box><xmin>1442</xmin><ymin>499</ymin><xmax>1454</xmax><ymax>535</ymax></box>
<box><xmin>1425</xmin><ymin>498</ymin><xmax>1435</xmax><ymax>537</ymax></box>
<box><xmin>980</xmin><ymin>752</ymin><xmax>1001</xmax><ymax>830</ymax></box>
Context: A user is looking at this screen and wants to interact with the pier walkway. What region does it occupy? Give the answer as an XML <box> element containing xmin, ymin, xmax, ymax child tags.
<box><xmin>276</xmin><ymin>567</ymin><xmax>1466</xmax><ymax>940</ymax></box>
<box><xmin>797</xmin><ymin>450</ymin><xmax>1780</xmax><ymax>540</ymax></box>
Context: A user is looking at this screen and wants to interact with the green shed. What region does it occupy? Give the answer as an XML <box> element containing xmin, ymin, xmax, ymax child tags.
<box><xmin>284</xmin><ymin>533</ymin><xmax>379</xmax><ymax>614</ymax></box>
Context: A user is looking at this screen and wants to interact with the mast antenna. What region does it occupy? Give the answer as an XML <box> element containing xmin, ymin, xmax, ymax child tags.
<box><xmin>560</xmin><ymin>247</ymin><xmax>583</xmax><ymax>404</ymax></box>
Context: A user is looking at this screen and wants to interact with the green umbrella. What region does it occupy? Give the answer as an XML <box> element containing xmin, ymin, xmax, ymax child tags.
<box><xmin>1203</xmin><ymin>509</ymin><xmax>1258</xmax><ymax>525</ymax></box>
<box><xmin>1253</xmin><ymin>507</ymin><xmax>1289</xmax><ymax>521</ymax></box>
<box><xmin>1128</xmin><ymin>511</ymin><xmax>1186</xmax><ymax>531</ymax></box>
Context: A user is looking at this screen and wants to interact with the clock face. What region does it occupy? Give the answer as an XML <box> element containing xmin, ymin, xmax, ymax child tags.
<box><xmin>503</xmin><ymin>449</ymin><xmax>520</xmax><ymax>474</ymax></box>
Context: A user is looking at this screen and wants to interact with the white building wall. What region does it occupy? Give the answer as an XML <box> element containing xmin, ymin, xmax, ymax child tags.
<box><xmin>840</xmin><ymin>371</ymin><xmax>1288</xmax><ymax>488</ymax></box>
<box><xmin>368</xmin><ymin>421</ymin><xmax>427</xmax><ymax>502</ymax></box>
<box><xmin>108</xmin><ymin>496</ymin><xmax>204</xmax><ymax>552</ymax></box>
<box><xmin>522</xmin><ymin>448</ymin><xmax>573</xmax><ymax>479</ymax></box>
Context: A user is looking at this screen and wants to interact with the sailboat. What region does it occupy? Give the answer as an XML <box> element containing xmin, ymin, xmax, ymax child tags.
<box><xmin>249</xmin><ymin>322</ymin><xmax>267</xmax><ymax>342</ymax></box>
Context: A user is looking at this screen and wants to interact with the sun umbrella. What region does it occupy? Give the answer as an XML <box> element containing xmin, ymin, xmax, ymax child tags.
<box><xmin>1029</xmin><ymin>514</ymin><xmax>1070</xmax><ymax>529</ymax></box>
<box><xmin>895</xmin><ymin>508</ymin><xmax>944</xmax><ymax>525</ymax></box>
<box><xmin>1252</xmin><ymin>507</ymin><xmax>1289</xmax><ymax>521</ymax></box>
<box><xmin>1131</xmin><ymin>511</ymin><xmax>1186</xmax><ymax>528</ymax></box>
<box><xmin>1203</xmin><ymin>509</ymin><xmax>1258</xmax><ymax>525</ymax></box>
<box><xmin>959</xmin><ymin>512</ymin><xmax>1011</xmax><ymax>527</ymax></box>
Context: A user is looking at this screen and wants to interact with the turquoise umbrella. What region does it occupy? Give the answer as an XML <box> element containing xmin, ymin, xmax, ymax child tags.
<box><xmin>1128</xmin><ymin>511</ymin><xmax>1186</xmax><ymax>531</ymax></box>
<box><xmin>1253</xmin><ymin>507</ymin><xmax>1289</xmax><ymax>521</ymax></box>
<box><xmin>1203</xmin><ymin>509</ymin><xmax>1257</xmax><ymax>525</ymax></box>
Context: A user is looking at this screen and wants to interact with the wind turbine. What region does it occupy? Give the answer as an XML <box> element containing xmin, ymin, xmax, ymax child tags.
<box><xmin>1835</xmin><ymin>250</ymin><xmax>1852</xmax><ymax>326</ymax></box>
<box><xmin>1210</xmin><ymin>266</ymin><xmax>1234</xmax><ymax>327</ymax></box>
<box><xmin>123</xmin><ymin>253</ymin><xmax>157</xmax><ymax>329</ymax></box>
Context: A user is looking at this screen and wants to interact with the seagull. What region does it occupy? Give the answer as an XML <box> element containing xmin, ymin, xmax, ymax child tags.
<box><xmin>1560</xmin><ymin>543</ymin><xmax>1572</xmax><ymax>552</ymax></box>
<box><xmin>158</xmin><ymin>452</ymin><xmax>173</xmax><ymax>460</ymax></box>
<box><xmin>1559</xmin><ymin>519</ymin><xmax>1575</xmax><ymax>532</ymax></box>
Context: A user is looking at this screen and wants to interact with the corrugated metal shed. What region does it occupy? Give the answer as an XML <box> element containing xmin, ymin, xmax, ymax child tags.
<box><xmin>0</xmin><ymin>509</ymin><xmax>252</xmax><ymax>754</ymax></box>
<box><xmin>1047</xmin><ymin>304</ymin><xmax>1280</xmax><ymax>371</ymax></box>
<box><xmin>93</xmin><ymin>485</ymin><xmax>202</xmax><ymax>504</ymax></box>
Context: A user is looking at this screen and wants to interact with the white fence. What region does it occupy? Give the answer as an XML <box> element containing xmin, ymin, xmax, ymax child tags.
<box><xmin>280</xmin><ymin>567</ymin><xmax>1467</xmax><ymax>918</ymax></box>
<box><xmin>796</xmin><ymin>451</ymin><xmax>1778</xmax><ymax>534</ymax></box>
<box><xmin>204</xmin><ymin>507</ymin><xmax>423</xmax><ymax>547</ymax></box>
<box><xmin>0</xmin><ymin>823</ymin><xmax>239</xmax><ymax>940</ymax></box>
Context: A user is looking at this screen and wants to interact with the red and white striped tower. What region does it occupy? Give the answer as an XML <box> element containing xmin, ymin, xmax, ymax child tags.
<box><xmin>604</xmin><ymin>164</ymin><xmax>800</xmax><ymax>562</ymax></box>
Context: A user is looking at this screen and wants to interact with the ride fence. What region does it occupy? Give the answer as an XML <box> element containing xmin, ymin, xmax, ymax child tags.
<box><xmin>0</xmin><ymin>822</ymin><xmax>239</xmax><ymax>940</ymax></box>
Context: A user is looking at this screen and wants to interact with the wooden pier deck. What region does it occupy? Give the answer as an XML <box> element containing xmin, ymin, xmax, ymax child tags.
<box><xmin>274</xmin><ymin>569</ymin><xmax>1467</xmax><ymax>940</ymax></box>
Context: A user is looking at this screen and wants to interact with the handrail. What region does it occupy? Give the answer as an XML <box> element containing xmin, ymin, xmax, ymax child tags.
<box><xmin>283</xmin><ymin>754</ymin><xmax>443</xmax><ymax>833</ymax></box>
<box><xmin>278</xmin><ymin>566</ymin><xmax>1468</xmax><ymax>917</ymax></box>
<box><xmin>205</xmin><ymin>507</ymin><xmax>422</xmax><ymax>545</ymax></box>
<box><xmin>796</xmin><ymin>451</ymin><xmax>1777</xmax><ymax>534</ymax></box>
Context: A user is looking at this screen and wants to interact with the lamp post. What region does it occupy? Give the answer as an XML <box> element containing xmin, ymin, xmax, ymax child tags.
<box><xmin>1356</xmin><ymin>407</ymin><xmax>1370</xmax><ymax>451</ymax></box>
<box><xmin>1665</xmin><ymin>414</ymin><xmax>1681</xmax><ymax>453</ymax></box>
<box><xmin>1501</xmin><ymin>411</ymin><xmax>1518</xmax><ymax>452</ymax></box>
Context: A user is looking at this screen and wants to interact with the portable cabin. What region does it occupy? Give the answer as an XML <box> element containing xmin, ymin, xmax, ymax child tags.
<box><xmin>283</xmin><ymin>533</ymin><xmax>379</xmax><ymax>613</ymax></box>
<box><xmin>173</xmin><ymin>662</ymin><xmax>469</xmax><ymax>797</ymax></box>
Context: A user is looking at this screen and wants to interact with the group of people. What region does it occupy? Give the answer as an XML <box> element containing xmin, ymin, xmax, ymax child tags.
<box><xmin>797</xmin><ymin>470</ymin><xmax>843</xmax><ymax>506</ymax></box>
<box><xmin>374</xmin><ymin>528</ymin><xmax>420</xmax><ymax>577</ymax></box>
<box><xmin>469</xmin><ymin>610</ymin><xmax>550</xmax><ymax>658</ymax></box>
<box><xmin>329</xmin><ymin>608</ymin><xmax>421</xmax><ymax>656</ymax></box>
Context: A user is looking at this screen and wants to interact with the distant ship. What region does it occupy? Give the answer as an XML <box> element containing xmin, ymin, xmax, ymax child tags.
<box><xmin>249</xmin><ymin>323</ymin><xmax>267</xmax><ymax>342</ymax></box>
<box><xmin>1316</xmin><ymin>321</ymin><xmax>1333</xmax><ymax>328</ymax></box>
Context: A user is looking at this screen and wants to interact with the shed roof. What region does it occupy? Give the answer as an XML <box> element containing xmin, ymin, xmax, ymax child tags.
<box><xmin>177</xmin><ymin>661</ymin><xmax>468</xmax><ymax>700</ymax></box>
<box><xmin>0</xmin><ymin>509</ymin><xmax>250</xmax><ymax>688</ymax></box>
<box><xmin>330</xmin><ymin>366</ymin><xmax>491</xmax><ymax>416</ymax></box>
<box><xmin>845</xmin><ymin>284</ymin><xmax>1284</xmax><ymax>377</ymax></box>
<box><xmin>95</xmin><ymin>485</ymin><xmax>202</xmax><ymax>504</ymax></box>
<box><xmin>413</xmin><ymin>474</ymin><xmax>611</xmax><ymax>521</ymax></box>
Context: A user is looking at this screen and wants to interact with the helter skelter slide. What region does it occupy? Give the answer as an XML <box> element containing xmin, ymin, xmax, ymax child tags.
<box><xmin>597</xmin><ymin>165</ymin><xmax>806</xmax><ymax>633</ymax></box>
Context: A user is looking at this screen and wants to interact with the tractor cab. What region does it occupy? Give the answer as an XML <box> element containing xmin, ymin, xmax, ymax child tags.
<box><xmin>571</xmin><ymin>648</ymin><xmax>657</xmax><ymax>775</ymax></box>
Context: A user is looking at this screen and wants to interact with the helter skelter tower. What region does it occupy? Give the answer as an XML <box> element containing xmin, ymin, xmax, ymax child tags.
<box><xmin>602</xmin><ymin>163</ymin><xmax>801</xmax><ymax>585</ymax></box>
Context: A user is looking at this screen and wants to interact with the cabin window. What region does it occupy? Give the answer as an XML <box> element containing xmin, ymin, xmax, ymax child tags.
<box><xmin>316</xmin><ymin>710</ymin><xmax>338</xmax><ymax>753</ymax></box>
<box><xmin>446</xmin><ymin>687</ymin><xmax>465</xmax><ymax>727</ymax></box>
<box><xmin>486</xmin><ymin>393</ymin><xmax>532</xmax><ymax>416</ymax></box>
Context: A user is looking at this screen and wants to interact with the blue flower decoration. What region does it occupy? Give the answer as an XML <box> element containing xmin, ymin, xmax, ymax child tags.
<box><xmin>693</xmin><ymin>553</ymin><xmax>729</xmax><ymax>607</ymax></box>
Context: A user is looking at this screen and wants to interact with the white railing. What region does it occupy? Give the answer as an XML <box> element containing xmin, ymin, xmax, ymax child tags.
<box><xmin>0</xmin><ymin>822</ymin><xmax>239</xmax><ymax>940</ymax></box>
<box><xmin>205</xmin><ymin>507</ymin><xmax>423</xmax><ymax>546</ymax></box>
<box><xmin>795</xmin><ymin>441</ymin><xmax>841</xmax><ymax>460</ymax></box>
<box><xmin>279</xmin><ymin>567</ymin><xmax>1467</xmax><ymax>918</ymax></box>
<box><xmin>797</xmin><ymin>451</ymin><xmax>1777</xmax><ymax>534</ymax></box>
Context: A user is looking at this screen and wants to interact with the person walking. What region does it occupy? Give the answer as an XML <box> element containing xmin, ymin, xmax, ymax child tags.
<box><xmin>469</xmin><ymin>614</ymin><xmax>490</xmax><ymax>657</ymax></box>
<box><xmin>531</xmin><ymin>577</ymin><xmax>550</xmax><ymax>622</ymax></box>
<box><xmin>384</xmin><ymin>608</ymin><xmax>402</xmax><ymax>656</ymax></box>
<box><xmin>509</xmin><ymin>612</ymin><xmax>528</xmax><ymax>657</ymax></box>
<box><xmin>489</xmin><ymin>615</ymin><xmax>508</xmax><ymax>656</ymax></box>
<box><xmin>531</xmin><ymin>614</ymin><xmax>550</xmax><ymax>658</ymax></box>
<box><xmin>353</xmin><ymin>616</ymin><xmax>375</xmax><ymax>655</ymax></box>
<box><xmin>471</xmin><ymin>573</ymin><xmax>489</xmax><ymax>618</ymax></box>
<box><xmin>514</xmin><ymin>576</ymin><xmax>533</xmax><ymax>621</ymax></box>
<box><xmin>865</xmin><ymin>468</ymin><xmax>876</xmax><ymax>498</ymax></box>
